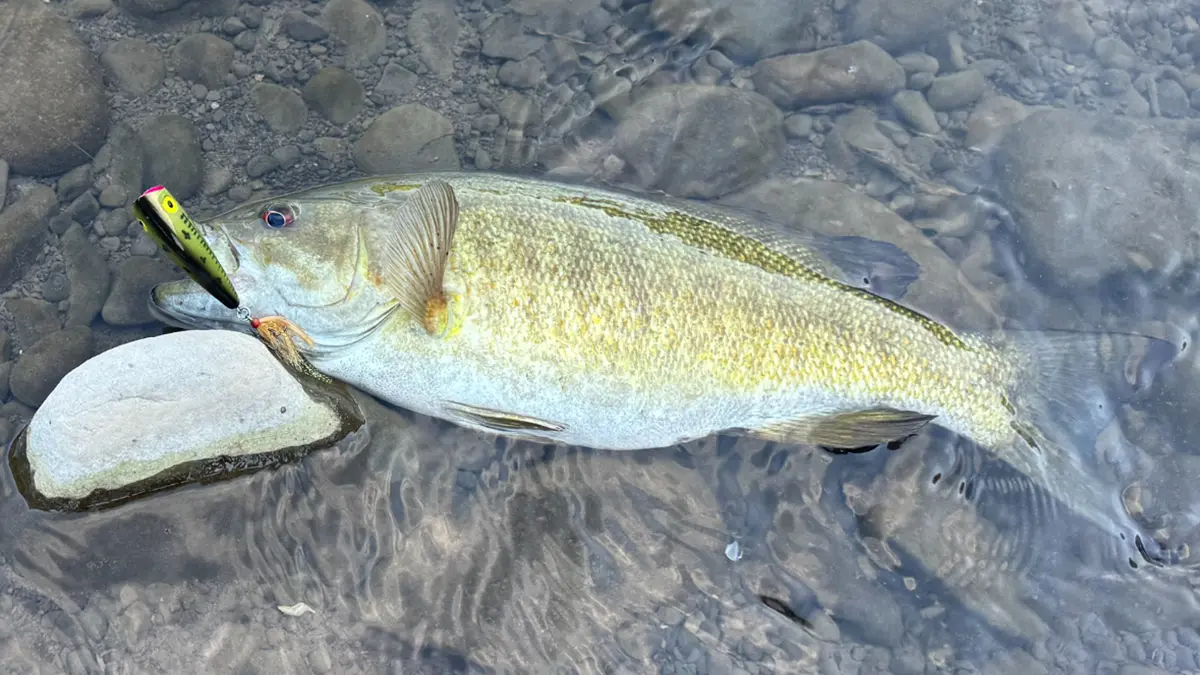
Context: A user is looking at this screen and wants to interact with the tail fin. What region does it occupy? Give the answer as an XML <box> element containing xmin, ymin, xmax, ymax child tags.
<box><xmin>990</xmin><ymin>328</ymin><xmax>1181</xmax><ymax>564</ymax></box>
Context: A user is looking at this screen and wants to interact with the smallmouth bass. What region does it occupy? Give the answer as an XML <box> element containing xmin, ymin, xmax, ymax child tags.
<box><xmin>148</xmin><ymin>171</ymin><xmax>1178</xmax><ymax>555</ymax></box>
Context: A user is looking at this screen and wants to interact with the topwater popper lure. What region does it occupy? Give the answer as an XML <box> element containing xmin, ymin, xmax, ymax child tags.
<box><xmin>132</xmin><ymin>185</ymin><xmax>332</xmax><ymax>383</ymax></box>
<box><xmin>133</xmin><ymin>185</ymin><xmax>240</xmax><ymax>309</ymax></box>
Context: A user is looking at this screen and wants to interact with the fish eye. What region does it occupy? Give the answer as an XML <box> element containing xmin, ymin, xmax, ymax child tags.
<box><xmin>261</xmin><ymin>203</ymin><xmax>298</xmax><ymax>229</ymax></box>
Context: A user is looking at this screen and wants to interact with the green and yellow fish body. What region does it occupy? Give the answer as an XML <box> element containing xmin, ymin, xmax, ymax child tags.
<box><xmin>148</xmin><ymin>172</ymin><xmax>1174</xmax><ymax>542</ymax></box>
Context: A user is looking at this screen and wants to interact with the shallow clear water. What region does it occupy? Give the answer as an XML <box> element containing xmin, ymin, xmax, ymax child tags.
<box><xmin>3</xmin><ymin>0</ymin><xmax>1200</xmax><ymax>673</ymax></box>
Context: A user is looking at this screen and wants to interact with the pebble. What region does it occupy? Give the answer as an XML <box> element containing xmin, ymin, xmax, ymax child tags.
<box><xmin>303</xmin><ymin>68</ymin><xmax>365</xmax><ymax>124</ymax></box>
<box><xmin>68</xmin><ymin>0</ymin><xmax>112</xmax><ymax>19</ymax></box>
<box><xmin>138</xmin><ymin>114</ymin><xmax>204</xmax><ymax>200</ymax></box>
<box><xmin>5</xmin><ymin>298</ymin><xmax>60</xmax><ymax>352</ymax></box>
<box><xmin>98</xmin><ymin>185</ymin><xmax>128</xmax><ymax>208</ymax></box>
<box><xmin>1095</xmin><ymin>36</ymin><xmax>1137</xmax><ymax>69</ymax></box>
<box><xmin>245</xmin><ymin>155</ymin><xmax>279</xmax><ymax>178</ymax></box>
<box><xmin>1158</xmin><ymin>79</ymin><xmax>1190</xmax><ymax>117</ymax></box>
<box><xmin>353</xmin><ymin>104</ymin><xmax>460</xmax><ymax>173</ymax></box>
<box><xmin>891</xmin><ymin>90</ymin><xmax>940</xmax><ymax>133</ymax></box>
<box><xmin>0</xmin><ymin>185</ymin><xmax>56</xmax><ymax>289</ymax></box>
<box><xmin>926</xmin><ymin>70</ymin><xmax>987</xmax><ymax>110</ymax></box>
<box><xmin>323</xmin><ymin>0</ymin><xmax>387</xmax><ymax>67</ymax></box>
<box><xmin>100</xmin><ymin>38</ymin><xmax>166</xmax><ymax>98</ymax></box>
<box><xmin>170</xmin><ymin>34</ymin><xmax>235</xmax><ymax>90</ymax></box>
<box><xmin>60</xmin><ymin>223</ymin><xmax>110</xmax><ymax>327</ymax></box>
<box><xmin>271</xmin><ymin>145</ymin><xmax>302</xmax><ymax>170</ymax></box>
<box><xmin>41</xmin><ymin>273</ymin><xmax>69</xmax><ymax>304</ymax></box>
<box><xmin>752</xmin><ymin>40</ymin><xmax>906</xmax><ymax>108</ymax></box>
<box><xmin>282</xmin><ymin>10</ymin><xmax>327</xmax><ymax>42</ymax></box>
<box><xmin>1100</xmin><ymin>68</ymin><xmax>1133</xmax><ymax>95</ymax></box>
<box><xmin>783</xmin><ymin>113</ymin><xmax>813</xmax><ymax>139</ymax></box>
<box><xmin>408</xmin><ymin>0</ymin><xmax>461</xmax><ymax>80</ymax></box>
<box><xmin>101</xmin><ymin>256</ymin><xmax>179</xmax><ymax>326</ymax></box>
<box><xmin>64</xmin><ymin>192</ymin><xmax>99</xmax><ymax>226</ymax></box>
<box><xmin>499</xmin><ymin>57</ymin><xmax>546</xmax><ymax>90</ymax></box>
<box><xmin>1042</xmin><ymin>0</ymin><xmax>1096</xmax><ymax>53</ymax></box>
<box><xmin>252</xmin><ymin>83</ymin><xmax>308</xmax><ymax>134</ymax></box>
<box><xmin>9</xmin><ymin>327</ymin><xmax>93</xmax><ymax>407</ymax></box>
<box><xmin>374</xmin><ymin>63</ymin><xmax>418</xmax><ymax>101</ymax></box>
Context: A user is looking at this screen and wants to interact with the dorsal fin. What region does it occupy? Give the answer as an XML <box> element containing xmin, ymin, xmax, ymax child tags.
<box><xmin>380</xmin><ymin>179</ymin><xmax>460</xmax><ymax>334</ymax></box>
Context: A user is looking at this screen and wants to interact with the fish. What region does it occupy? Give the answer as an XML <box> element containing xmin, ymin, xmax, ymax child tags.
<box><xmin>147</xmin><ymin>171</ymin><xmax>1179</xmax><ymax>556</ymax></box>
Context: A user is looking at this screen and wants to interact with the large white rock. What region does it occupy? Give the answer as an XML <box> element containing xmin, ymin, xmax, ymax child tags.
<box><xmin>22</xmin><ymin>329</ymin><xmax>357</xmax><ymax>504</ymax></box>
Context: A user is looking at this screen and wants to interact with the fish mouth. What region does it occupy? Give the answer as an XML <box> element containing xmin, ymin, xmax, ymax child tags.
<box><xmin>149</xmin><ymin>279</ymin><xmax>248</xmax><ymax>333</ymax></box>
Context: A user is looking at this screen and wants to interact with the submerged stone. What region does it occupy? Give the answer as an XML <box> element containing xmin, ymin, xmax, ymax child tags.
<box><xmin>9</xmin><ymin>330</ymin><xmax>363</xmax><ymax>511</ymax></box>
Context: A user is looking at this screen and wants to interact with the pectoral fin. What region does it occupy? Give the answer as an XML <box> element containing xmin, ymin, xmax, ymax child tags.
<box><xmin>751</xmin><ymin>408</ymin><xmax>936</xmax><ymax>451</ymax></box>
<box><xmin>444</xmin><ymin>401</ymin><xmax>566</xmax><ymax>434</ymax></box>
<box><xmin>380</xmin><ymin>179</ymin><xmax>460</xmax><ymax>334</ymax></box>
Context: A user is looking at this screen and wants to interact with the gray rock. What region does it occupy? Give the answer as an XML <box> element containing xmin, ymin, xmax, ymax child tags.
<box><xmin>42</xmin><ymin>273</ymin><xmax>69</xmax><ymax>304</ymax></box>
<box><xmin>303</xmin><ymin>68</ymin><xmax>365</xmax><ymax>125</ymax></box>
<box><xmin>1094</xmin><ymin>36</ymin><xmax>1136</xmax><ymax>69</ymax></box>
<box><xmin>0</xmin><ymin>185</ymin><xmax>57</xmax><ymax>289</ymax></box>
<box><xmin>0</xmin><ymin>362</ymin><xmax>10</xmax><ymax>401</ymax></box>
<box><xmin>115</xmin><ymin>0</ymin><xmax>186</xmax><ymax>15</ymax></box>
<box><xmin>615</xmin><ymin>85</ymin><xmax>782</xmax><ymax>199</ymax></box>
<box><xmin>100</xmin><ymin>38</ymin><xmax>166</xmax><ymax>98</ymax></box>
<box><xmin>752</xmin><ymin>40</ymin><xmax>905</xmax><ymax>108</ymax></box>
<box><xmin>271</xmin><ymin>145</ymin><xmax>301</xmax><ymax>170</ymax></box>
<box><xmin>722</xmin><ymin>178</ymin><xmax>997</xmax><ymax>329</ymax></box>
<box><xmin>282</xmin><ymin>10</ymin><xmax>327</xmax><ymax>41</ymax></box>
<box><xmin>892</xmin><ymin>90</ymin><xmax>940</xmax><ymax>134</ymax></box>
<box><xmin>170</xmin><ymin>34</ymin><xmax>234</xmax><ymax>90</ymax></box>
<box><xmin>992</xmin><ymin>110</ymin><xmax>1200</xmax><ymax>288</ymax></box>
<box><xmin>375</xmin><ymin>63</ymin><xmax>418</xmax><ymax>101</ymax></box>
<box><xmin>480</xmin><ymin>14</ymin><xmax>545</xmax><ymax>60</ymax></box>
<box><xmin>353</xmin><ymin>104</ymin><xmax>460</xmax><ymax>173</ymax></box>
<box><xmin>56</xmin><ymin>165</ymin><xmax>93</xmax><ymax>203</ymax></box>
<box><xmin>323</xmin><ymin>0</ymin><xmax>386</xmax><ymax>67</ymax></box>
<box><xmin>69</xmin><ymin>0</ymin><xmax>114</xmax><ymax>19</ymax></box>
<box><xmin>783</xmin><ymin>113</ymin><xmax>813</xmax><ymax>138</ymax></box>
<box><xmin>650</xmin><ymin>0</ymin><xmax>817</xmax><ymax>62</ymax></box>
<box><xmin>221</xmin><ymin>17</ymin><xmax>246</xmax><ymax>36</ymax></box>
<box><xmin>0</xmin><ymin>0</ymin><xmax>111</xmax><ymax>176</ymax></box>
<box><xmin>245</xmin><ymin>155</ymin><xmax>278</xmax><ymax>178</ymax></box>
<box><xmin>64</xmin><ymin>192</ymin><xmax>99</xmax><ymax>226</ymax></box>
<box><xmin>9</xmin><ymin>326</ymin><xmax>93</xmax><ymax>407</ymax></box>
<box><xmin>1158</xmin><ymin>80</ymin><xmax>1190</xmax><ymax>118</ymax></box>
<box><xmin>252</xmin><ymin>83</ymin><xmax>308</xmax><ymax>133</ymax></box>
<box><xmin>102</xmin><ymin>256</ymin><xmax>180</xmax><ymax>326</ymax></box>
<box><xmin>4</xmin><ymin>298</ymin><xmax>61</xmax><ymax>351</ymax></box>
<box><xmin>895</xmin><ymin>52</ymin><xmax>939</xmax><ymax>74</ymax></box>
<box><xmin>964</xmin><ymin>94</ymin><xmax>1028</xmax><ymax>150</ymax></box>
<box><xmin>1099</xmin><ymin>68</ymin><xmax>1132</xmax><ymax>95</ymax></box>
<box><xmin>0</xmin><ymin>331</ymin><xmax>9</xmax><ymax>361</ymax></box>
<box><xmin>19</xmin><ymin>330</ymin><xmax>360</xmax><ymax>506</ymax></box>
<box><xmin>498</xmin><ymin>56</ymin><xmax>545</xmax><ymax>89</ymax></box>
<box><xmin>139</xmin><ymin>115</ymin><xmax>203</xmax><ymax>200</ymax></box>
<box><xmin>408</xmin><ymin>0</ymin><xmax>460</xmax><ymax>80</ymax></box>
<box><xmin>1042</xmin><ymin>0</ymin><xmax>1095</xmax><ymax>53</ymax></box>
<box><xmin>201</xmin><ymin>166</ymin><xmax>234</xmax><ymax>197</ymax></box>
<box><xmin>94</xmin><ymin>123</ymin><xmax>147</xmax><ymax>200</ymax></box>
<box><xmin>926</xmin><ymin>70</ymin><xmax>987</xmax><ymax>110</ymax></box>
<box><xmin>849</xmin><ymin>0</ymin><xmax>958</xmax><ymax>52</ymax></box>
<box><xmin>98</xmin><ymin>184</ymin><xmax>128</xmax><ymax>208</ymax></box>
<box><xmin>497</xmin><ymin>91</ymin><xmax>541</xmax><ymax>126</ymax></box>
<box><xmin>0</xmin><ymin>159</ymin><xmax>7</xmax><ymax>208</ymax></box>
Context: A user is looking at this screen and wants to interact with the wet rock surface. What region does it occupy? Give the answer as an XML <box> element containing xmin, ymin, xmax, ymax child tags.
<box><xmin>9</xmin><ymin>326</ymin><xmax>93</xmax><ymax>407</ymax></box>
<box><xmin>16</xmin><ymin>330</ymin><xmax>361</xmax><ymax>508</ymax></box>
<box><xmin>992</xmin><ymin>110</ymin><xmax>1200</xmax><ymax>289</ymax></box>
<box><xmin>0</xmin><ymin>0</ymin><xmax>110</xmax><ymax>176</ymax></box>
<box><xmin>753</xmin><ymin>40</ymin><xmax>905</xmax><ymax>108</ymax></box>
<box><xmin>615</xmin><ymin>85</ymin><xmax>782</xmax><ymax>198</ymax></box>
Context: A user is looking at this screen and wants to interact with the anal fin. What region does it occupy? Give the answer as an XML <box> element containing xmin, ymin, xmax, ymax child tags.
<box><xmin>750</xmin><ymin>408</ymin><xmax>936</xmax><ymax>452</ymax></box>
<box><xmin>444</xmin><ymin>401</ymin><xmax>567</xmax><ymax>435</ymax></box>
<box><xmin>380</xmin><ymin>179</ymin><xmax>460</xmax><ymax>335</ymax></box>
